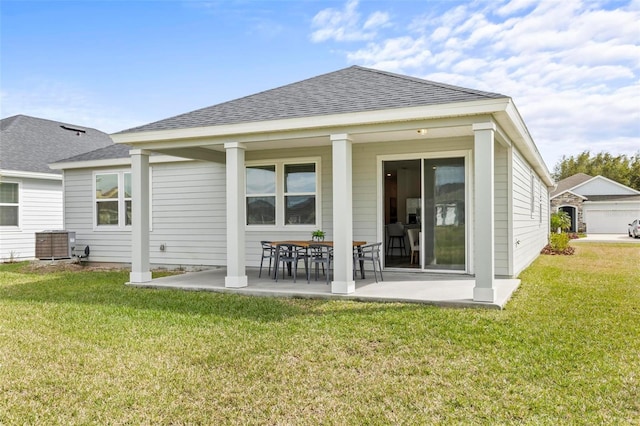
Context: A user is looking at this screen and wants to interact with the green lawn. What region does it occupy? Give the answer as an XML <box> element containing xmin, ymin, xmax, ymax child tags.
<box><xmin>1</xmin><ymin>244</ymin><xmax>638</xmax><ymax>424</ymax></box>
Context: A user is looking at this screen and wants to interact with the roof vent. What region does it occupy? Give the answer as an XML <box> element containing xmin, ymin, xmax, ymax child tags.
<box><xmin>60</xmin><ymin>125</ymin><xmax>86</xmax><ymax>135</ymax></box>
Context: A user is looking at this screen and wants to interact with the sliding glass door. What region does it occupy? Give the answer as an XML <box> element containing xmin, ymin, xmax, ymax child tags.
<box><xmin>383</xmin><ymin>156</ymin><xmax>466</xmax><ymax>272</ymax></box>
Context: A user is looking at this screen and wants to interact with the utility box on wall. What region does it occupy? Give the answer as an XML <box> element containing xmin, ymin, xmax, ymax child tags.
<box><xmin>35</xmin><ymin>231</ymin><xmax>76</xmax><ymax>260</ymax></box>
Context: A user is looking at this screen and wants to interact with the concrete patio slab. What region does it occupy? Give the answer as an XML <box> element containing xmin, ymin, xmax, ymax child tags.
<box><xmin>127</xmin><ymin>267</ymin><xmax>521</xmax><ymax>309</ymax></box>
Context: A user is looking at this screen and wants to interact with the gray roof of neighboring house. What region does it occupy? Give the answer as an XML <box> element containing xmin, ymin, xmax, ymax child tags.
<box><xmin>551</xmin><ymin>173</ymin><xmax>593</xmax><ymax>197</ymax></box>
<box><xmin>118</xmin><ymin>65</ymin><xmax>507</xmax><ymax>134</ymax></box>
<box><xmin>1</xmin><ymin>115</ymin><xmax>114</xmax><ymax>174</ymax></box>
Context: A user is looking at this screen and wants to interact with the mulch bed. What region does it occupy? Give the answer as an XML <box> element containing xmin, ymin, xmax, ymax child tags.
<box><xmin>540</xmin><ymin>245</ymin><xmax>575</xmax><ymax>255</ymax></box>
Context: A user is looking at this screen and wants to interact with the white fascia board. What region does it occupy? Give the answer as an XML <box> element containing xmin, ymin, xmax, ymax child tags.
<box><xmin>0</xmin><ymin>169</ymin><xmax>62</xmax><ymax>180</ymax></box>
<box><xmin>49</xmin><ymin>155</ymin><xmax>192</xmax><ymax>170</ymax></box>
<box><xmin>498</xmin><ymin>100</ymin><xmax>554</xmax><ymax>187</ymax></box>
<box><xmin>550</xmin><ymin>189</ymin><xmax>588</xmax><ymax>201</ymax></box>
<box><xmin>573</xmin><ymin>175</ymin><xmax>640</xmax><ymax>195</ymax></box>
<box><xmin>111</xmin><ymin>98</ymin><xmax>513</xmax><ymax>146</ymax></box>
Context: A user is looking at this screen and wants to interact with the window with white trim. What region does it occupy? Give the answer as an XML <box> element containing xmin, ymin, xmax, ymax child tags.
<box><xmin>0</xmin><ymin>182</ymin><xmax>19</xmax><ymax>227</ymax></box>
<box><xmin>95</xmin><ymin>172</ymin><xmax>131</xmax><ymax>227</ymax></box>
<box><xmin>246</xmin><ymin>159</ymin><xmax>319</xmax><ymax>227</ymax></box>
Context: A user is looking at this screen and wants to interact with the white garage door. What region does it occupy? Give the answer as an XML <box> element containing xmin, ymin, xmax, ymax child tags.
<box><xmin>584</xmin><ymin>204</ymin><xmax>640</xmax><ymax>234</ymax></box>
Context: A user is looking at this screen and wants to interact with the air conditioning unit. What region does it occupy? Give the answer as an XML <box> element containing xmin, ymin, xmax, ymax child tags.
<box><xmin>35</xmin><ymin>231</ymin><xmax>76</xmax><ymax>260</ymax></box>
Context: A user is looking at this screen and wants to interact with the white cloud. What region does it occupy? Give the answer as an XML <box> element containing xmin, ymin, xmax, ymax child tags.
<box><xmin>310</xmin><ymin>0</ymin><xmax>640</xmax><ymax>168</ymax></box>
<box><xmin>347</xmin><ymin>36</ymin><xmax>431</xmax><ymax>71</ymax></box>
<box><xmin>310</xmin><ymin>0</ymin><xmax>389</xmax><ymax>42</ymax></box>
<box><xmin>496</xmin><ymin>0</ymin><xmax>539</xmax><ymax>17</ymax></box>
<box><xmin>363</xmin><ymin>11</ymin><xmax>390</xmax><ymax>30</ymax></box>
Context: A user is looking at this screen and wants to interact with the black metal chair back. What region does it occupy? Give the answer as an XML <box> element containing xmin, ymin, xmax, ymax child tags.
<box><xmin>259</xmin><ymin>241</ymin><xmax>276</xmax><ymax>278</ymax></box>
<box><xmin>353</xmin><ymin>242</ymin><xmax>384</xmax><ymax>282</ymax></box>
<box><xmin>308</xmin><ymin>244</ymin><xmax>333</xmax><ymax>284</ymax></box>
<box><xmin>275</xmin><ymin>243</ymin><xmax>308</xmax><ymax>283</ymax></box>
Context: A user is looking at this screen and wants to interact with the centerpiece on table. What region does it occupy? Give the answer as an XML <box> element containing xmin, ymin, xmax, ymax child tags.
<box><xmin>311</xmin><ymin>230</ymin><xmax>326</xmax><ymax>242</ymax></box>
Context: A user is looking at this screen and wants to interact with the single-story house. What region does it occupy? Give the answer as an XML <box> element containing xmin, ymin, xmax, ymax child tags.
<box><xmin>550</xmin><ymin>173</ymin><xmax>640</xmax><ymax>233</ymax></box>
<box><xmin>0</xmin><ymin>115</ymin><xmax>113</xmax><ymax>261</ymax></box>
<box><xmin>51</xmin><ymin>66</ymin><xmax>554</xmax><ymax>303</ymax></box>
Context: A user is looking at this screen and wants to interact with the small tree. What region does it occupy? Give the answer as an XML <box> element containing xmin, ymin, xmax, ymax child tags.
<box><xmin>550</xmin><ymin>211</ymin><xmax>571</xmax><ymax>234</ymax></box>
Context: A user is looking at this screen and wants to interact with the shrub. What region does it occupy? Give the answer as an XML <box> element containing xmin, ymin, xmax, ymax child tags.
<box><xmin>550</xmin><ymin>211</ymin><xmax>571</xmax><ymax>233</ymax></box>
<box><xmin>541</xmin><ymin>232</ymin><xmax>575</xmax><ymax>255</ymax></box>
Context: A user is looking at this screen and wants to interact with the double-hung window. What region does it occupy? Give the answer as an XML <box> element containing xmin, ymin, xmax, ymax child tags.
<box><xmin>0</xmin><ymin>182</ymin><xmax>19</xmax><ymax>227</ymax></box>
<box><xmin>246</xmin><ymin>159</ymin><xmax>319</xmax><ymax>227</ymax></box>
<box><xmin>95</xmin><ymin>171</ymin><xmax>131</xmax><ymax>227</ymax></box>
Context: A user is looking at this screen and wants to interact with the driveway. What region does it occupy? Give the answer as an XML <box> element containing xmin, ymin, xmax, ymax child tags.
<box><xmin>573</xmin><ymin>234</ymin><xmax>640</xmax><ymax>243</ymax></box>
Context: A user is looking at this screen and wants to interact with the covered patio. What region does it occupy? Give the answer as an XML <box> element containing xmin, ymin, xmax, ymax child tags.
<box><xmin>127</xmin><ymin>268</ymin><xmax>521</xmax><ymax>309</ymax></box>
<box><xmin>108</xmin><ymin>66</ymin><xmax>553</xmax><ymax>307</ymax></box>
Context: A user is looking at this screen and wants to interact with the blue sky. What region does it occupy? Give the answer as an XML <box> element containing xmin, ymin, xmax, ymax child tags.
<box><xmin>1</xmin><ymin>0</ymin><xmax>638</xmax><ymax>170</ymax></box>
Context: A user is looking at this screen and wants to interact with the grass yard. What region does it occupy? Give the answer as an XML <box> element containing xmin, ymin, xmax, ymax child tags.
<box><xmin>1</xmin><ymin>244</ymin><xmax>638</xmax><ymax>425</ymax></box>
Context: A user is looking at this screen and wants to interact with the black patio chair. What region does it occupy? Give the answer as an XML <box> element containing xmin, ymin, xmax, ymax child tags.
<box><xmin>308</xmin><ymin>244</ymin><xmax>333</xmax><ymax>284</ymax></box>
<box><xmin>353</xmin><ymin>242</ymin><xmax>384</xmax><ymax>283</ymax></box>
<box><xmin>259</xmin><ymin>241</ymin><xmax>276</xmax><ymax>278</ymax></box>
<box><xmin>275</xmin><ymin>243</ymin><xmax>308</xmax><ymax>283</ymax></box>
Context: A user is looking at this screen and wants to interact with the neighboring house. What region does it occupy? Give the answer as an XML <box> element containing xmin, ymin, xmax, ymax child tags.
<box><xmin>0</xmin><ymin>115</ymin><xmax>113</xmax><ymax>260</ymax></box>
<box><xmin>51</xmin><ymin>66</ymin><xmax>554</xmax><ymax>303</ymax></box>
<box><xmin>550</xmin><ymin>173</ymin><xmax>640</xmax><ymax>233</ymax></box>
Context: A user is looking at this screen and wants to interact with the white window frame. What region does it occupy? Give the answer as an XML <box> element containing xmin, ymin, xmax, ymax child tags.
<box><xmin>0</xmin><ymin>181</ymin><xmax>21</xmax><ymax>228</ymax></box>
<box><xmin>93</xmin><ymin>169</ymin><xmax>153</xmax><ymax>230</ymax></box>
<box><xmin>94</xmin><ymin>171</ymin><xmax>130</xmax><ymax>229</ymax></box>
<box><xmin>245</xmin><ymin>157</ymin><xmax>321</xmax><ymax>230</ymax></box>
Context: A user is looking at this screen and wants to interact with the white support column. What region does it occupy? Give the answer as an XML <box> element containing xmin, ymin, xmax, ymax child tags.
<box><xmin>129</xmin><ymin>149</ymin><xmax>151</xmax><ymax>283</ymax></box>
<box><xmin>473</xmin><ymin>122</ymin><xmax>496</xmax><ymax>302</ymax></box>
<box><xmin>330</xmin><ymin>134</ymin><xmax>355</xmax><ymax>294</ymax></box>
<box><xmin>224</xmin><ymin>142</ymin><xmax>248</xmax><ymax>288</ymax></box>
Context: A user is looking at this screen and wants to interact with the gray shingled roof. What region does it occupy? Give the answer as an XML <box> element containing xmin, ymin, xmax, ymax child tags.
<box><xmin>56</xmin><ymin>143</ymin><xmax>133</xmax><ymax>163</ymax></box>
<box><xmin>119</xmin><ymin>65</ymin><xmax>507</xmax><ymax>134</ymax></box>
<box><xmin>551</xmin><ymin>173</ymin><xmax>593</xmax><ymax>197</ymax></box>
<box><xmin>1</xmin><ymin>115</ymin><xmax>114</xmax><ymax>174</ymax></box>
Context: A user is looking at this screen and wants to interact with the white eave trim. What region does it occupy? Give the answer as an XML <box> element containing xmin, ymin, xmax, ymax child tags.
<box><xmin>111</xmin><ymin>98</ymin><xmax>513</xmax><ymax>144</ymax></box>
<box><xmin>0</xmin><ymin>169</ymin><xmax>62</xmax><ymax>180</ymax></box>
<box><xmin>49</xmin><ymin>154</ymin><xmax>192</xmax><ymax>170</ymax></box>
<box><xmin>109</xmin><ymin>96</ymin><xmax>553</xmax><ymax>187</ymax></box>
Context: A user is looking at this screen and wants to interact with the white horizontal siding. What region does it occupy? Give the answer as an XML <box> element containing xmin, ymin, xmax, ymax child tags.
<box><xmin>150</xmin><ymin>161</ymin><xmax>226</xmax><ymax>265</ymax></box>
<box><xmin>0</xmin><ymin>177</ymin><xmax>63</xmax><ymax>261</ymax></box>
<box><xmin>511</xmin><ymin>148</ymin><xmax>549</xmax><ymax>276</ymax></box>
<box><xmin>63</xmin><ymin>161</ymin><xmax>226</xmax><ymax>266</ymax></box>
